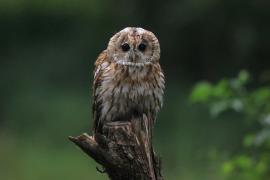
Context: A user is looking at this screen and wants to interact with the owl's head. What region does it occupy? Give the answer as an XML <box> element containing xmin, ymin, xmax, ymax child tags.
<box><xmin>107</xmin><ymin>27</ymin><xmax>160</xmax><ymax>66</ymax></box>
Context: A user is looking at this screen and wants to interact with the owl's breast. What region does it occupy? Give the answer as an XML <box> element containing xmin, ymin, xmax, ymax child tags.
<box><xmin>98</xmin><ymin>63</ymin><xmax>164</xmax><ymax>122</ymax></box>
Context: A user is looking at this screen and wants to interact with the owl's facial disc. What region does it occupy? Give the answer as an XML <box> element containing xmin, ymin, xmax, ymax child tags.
<box><xmin>108</xmin><ymin>27</ymin><xmax>160</xmax><ymax>66</ymax></box>
<box><xmin>120</xmin><ymin>32</ymin><xmax>149</xmax><ymax>63</ymax></box>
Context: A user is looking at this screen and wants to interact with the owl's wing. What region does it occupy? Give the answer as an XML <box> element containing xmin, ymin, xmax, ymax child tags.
<box><xmin>92</xmin><ymin>50</ymin><xmax>109</xmax><ymax>133</ymax></box>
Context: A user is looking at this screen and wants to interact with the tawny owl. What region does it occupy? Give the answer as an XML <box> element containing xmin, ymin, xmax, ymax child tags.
<box><xmin>92</xmin><ymin>27</ymin><xmax>165</xmax><ymax>134</ymax></box>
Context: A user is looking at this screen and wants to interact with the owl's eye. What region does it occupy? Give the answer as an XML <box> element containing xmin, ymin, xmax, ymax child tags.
<box><xmin>121</xmin><ymin>43</ymin><xmax>130</xmax><ymax>52</ymax></box>
<box><xmin>138</xmin><ymin>43</ymin><xmax>146</xmax><ymax>52</ymax></box>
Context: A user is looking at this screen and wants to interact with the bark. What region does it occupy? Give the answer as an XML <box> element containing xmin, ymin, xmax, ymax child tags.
<box><xmin>69</xmin><ymin>114</ymin><xmax>163</xmax><ymax>180</ymax></box>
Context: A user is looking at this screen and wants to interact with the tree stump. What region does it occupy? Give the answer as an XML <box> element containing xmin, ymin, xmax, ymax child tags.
<box><xmin>69</xmin><ymin>114</ymin><xmax>163</xmax><ymax>180</ymax></box>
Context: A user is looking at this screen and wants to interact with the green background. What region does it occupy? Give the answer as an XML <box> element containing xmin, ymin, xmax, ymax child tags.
<box><xmin>1</xmin><ymin>0</ymin><xmax>269</xmax><ymax>179</ymax></box>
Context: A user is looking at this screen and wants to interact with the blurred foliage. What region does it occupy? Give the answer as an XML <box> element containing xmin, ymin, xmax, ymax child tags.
<box><xmin>190</xmin><ymin>70</ymin><xmax>270</xmax><ymax>180</ymax></box>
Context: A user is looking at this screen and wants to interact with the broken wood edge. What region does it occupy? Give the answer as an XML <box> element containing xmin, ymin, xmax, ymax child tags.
<box><xmin>69</xmin><ymin>116</ymin><xmax>164</xmax><ymax>180</ymax></box>
<box><xmin>68</xmin><ymin>133</ymin><xmax>117</xmax><ymax>167</ymax></box>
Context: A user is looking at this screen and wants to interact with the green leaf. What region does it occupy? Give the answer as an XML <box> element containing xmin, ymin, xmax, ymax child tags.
<box><xmin>238</xmin><ymin>70</ymin><xmax>250</xmax><ymax>84</ymax></box>
<box><xmin>234</xmin><ymin>155</ymin><xmax>252</xmax><ymax>169</ymax></box>
<box><xmin>250</xmin><ymin>87</ymin><xmax>270</xmax><ymax>105</ymax></box>
<box><xmin>212</xmin><ymin>79</ymin><xmax>231</xmax><ymax>98</ymax></box>
<box><xmin>190</xmin><ymin>82</ymin><xmax>213</xmax><ymax>103</ymax></box>
<box><xmin>210</xmin><ymin>101</ymin><xmax>230</xmax><ymax>117</ymax></box>
<box><xmin>222</xmin><ymin>161</ymin><xmax>234</xmax><ymax>174</ymax></box>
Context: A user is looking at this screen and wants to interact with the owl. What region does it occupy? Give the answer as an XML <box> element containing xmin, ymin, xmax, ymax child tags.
<box><xmin>92</xmin><ymin>27</ymin><xmax>165</xmax><ymax>134</ymax></box>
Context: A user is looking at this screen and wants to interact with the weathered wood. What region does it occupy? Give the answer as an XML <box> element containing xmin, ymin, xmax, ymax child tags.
<box><xmin>69</xmin><ymin>114</ymin><xmax>163</xmax><ymax>180</ymax></box>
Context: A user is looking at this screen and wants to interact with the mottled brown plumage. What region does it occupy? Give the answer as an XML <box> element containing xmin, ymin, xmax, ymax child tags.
<box><xmin>92</xmin><ymin>27</ymin><xmax>165</xmax><ymax>134</ymax></box>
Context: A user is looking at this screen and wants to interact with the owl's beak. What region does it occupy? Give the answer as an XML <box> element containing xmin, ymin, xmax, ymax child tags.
<box><xmin>128</xmin><ymin>50</ymin><xmax>136</xmax><ymax>62</ymax></box>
